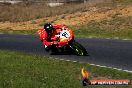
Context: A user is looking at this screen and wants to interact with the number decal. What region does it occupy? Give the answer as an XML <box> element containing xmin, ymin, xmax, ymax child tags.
<box><xmin>55</xmin><ymin>29</ymin><xmax>71</xmax><ymax>42</ymax></box>
<box><xmin>62</xmin><ymin>32</ymin><xmax>68</xmax><ymax>38</ymax></box>
<box><xmin>60</xmin><ymin>30</ymin><xmax>70</xmax><ymax>39</ymax></box>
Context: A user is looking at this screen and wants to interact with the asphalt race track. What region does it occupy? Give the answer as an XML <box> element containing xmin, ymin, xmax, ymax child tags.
<box><xmin>0</xmin><ymin>34</ymin><xmax>132</xmax><ymax>72</ymax></box>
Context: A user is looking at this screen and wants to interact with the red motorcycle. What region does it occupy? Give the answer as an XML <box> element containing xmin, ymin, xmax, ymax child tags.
<box><xmin>49</xmin><ymin>27</ymin><xmax>88</xmax><ymax>56</ymax></box>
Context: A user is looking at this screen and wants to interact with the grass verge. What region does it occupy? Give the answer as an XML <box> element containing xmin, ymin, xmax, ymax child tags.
<box><xmin>73</xmin><ymin>16</ymin><xmax>132</xmax><ymax>39</ymax></box>
<box><xmin>0</xmin><ymin>50</ymin><xmax>132</xmax><ymax>88</ymax></box>
<box><xmin>1</xmin><ymin>16</ymin><xmax>131</xmax><ymax>39</ymax></box>
<box><xmin>0</xmin><ymin>29</ymin><xmax>38</xmax><ymax>35</ymax></box>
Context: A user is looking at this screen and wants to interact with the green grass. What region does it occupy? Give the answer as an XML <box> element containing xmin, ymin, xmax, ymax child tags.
<box><xmin>120</xmin><ymin>0</ymin><xmax>132</xmax><ymax>4</ymax></box>
<box><xmin>0</xmin><ymin>29</ymin><xmax>38</xmax><ymax>35</ymax></box>
<box><xmin>0</xmin><ymin>50</ymin><xmax>132</xmax><ymax>88</ymax></box>
<box><xmin>73</xmin><ymin>16</ymin><xmax>132</xmax><ymax>39</ymax></box>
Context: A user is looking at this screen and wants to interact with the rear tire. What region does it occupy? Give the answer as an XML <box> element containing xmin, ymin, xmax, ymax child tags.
<box><xmin>46</xmin><ymin>45</ymin><xmax>59</xmax><ymax>55</ymax></box>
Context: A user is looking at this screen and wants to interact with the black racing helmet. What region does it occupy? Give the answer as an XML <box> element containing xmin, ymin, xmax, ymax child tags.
<box><xmin>44</xmin><ymin>23</ymin><xmax>54</xmax><ymax>34</ymax></box>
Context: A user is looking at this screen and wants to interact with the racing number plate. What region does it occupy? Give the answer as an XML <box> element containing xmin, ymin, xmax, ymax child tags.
<box><xmin>59</xmin><ymin>30</ymin><xmax>70</xmax><ymax>39</ymax></box>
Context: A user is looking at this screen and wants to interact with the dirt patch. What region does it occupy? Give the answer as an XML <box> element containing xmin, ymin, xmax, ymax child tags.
<box><xmin>0</xmin><ymin>6</ymin><xmax>132</xmax><ymax>30</ymax></box>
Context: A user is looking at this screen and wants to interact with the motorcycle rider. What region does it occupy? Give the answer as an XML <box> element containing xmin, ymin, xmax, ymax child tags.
<box><xmin>38</xmin><ymin>23</ymin><xmax>73</xmax><ymax>52</ymax></box>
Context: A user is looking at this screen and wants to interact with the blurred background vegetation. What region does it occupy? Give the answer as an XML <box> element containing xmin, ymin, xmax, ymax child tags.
<box><xmin>0</xmin><ymin>0</ymin><xmax>131</xmax><ymax>22</ymax></box>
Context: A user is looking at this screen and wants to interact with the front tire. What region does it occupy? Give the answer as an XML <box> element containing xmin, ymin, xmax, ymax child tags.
<box><xmin>69</xmin><ymin>41</ymin><xmax>88</xmax><ymax>56</ymax></box>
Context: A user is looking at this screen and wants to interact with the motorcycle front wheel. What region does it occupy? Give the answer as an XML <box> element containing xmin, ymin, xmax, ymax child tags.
<box><xmin>69</xmin><ymin>41</ymin><xmax>88</xmax><ymax>56</ymax></box>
